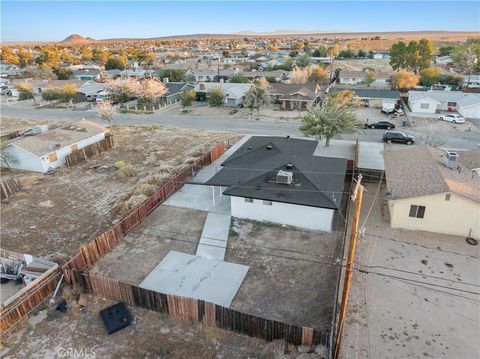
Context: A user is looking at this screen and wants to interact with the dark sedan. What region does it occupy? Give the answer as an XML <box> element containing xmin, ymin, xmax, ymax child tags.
<box><xmin>383</xmin><ymin>131</ymin><xmax>415</xmax><ymax>145</ymax></box>
<box><xmin>364</xmin><ymin>120</ymin><xmax>395</xmax><ymax>130</ymax></box>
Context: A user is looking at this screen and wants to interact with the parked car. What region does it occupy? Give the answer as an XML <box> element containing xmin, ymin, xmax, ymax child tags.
<box><xmin>365</xmin><ymin>120</ymin><xmax>395</xmax><ymax>130</ymax></box>
<box><xmin>439</xmin><ymin>114</ymin><xmax>465</xmax><ymax>123</ymax></box>
<box><xmin>383</xmin><ymin>131</ymin><xmax>415</xmax><ymax>145</ymax></box>
<box><xmin>0</xmin><ymin>86</ymin><xmax>12</xmax><ymax>96</ymax></box>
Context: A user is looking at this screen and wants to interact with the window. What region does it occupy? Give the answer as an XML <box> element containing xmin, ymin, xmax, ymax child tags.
<box><xmin>48</xmin><ymin>152</ymin><xmax>58</xmax><ymax>163</ymax></box>
<box><xmin>445</xmin><ymin>193</ymin><xmax>451</xmax><ymax>201</ymax></box>
<box><xmin>420</xmin><ymin>103</ymin><xmax>430</xmax><ymax>109</ymax></box>
<box><xmin>262</xmin><ymin>200</ymin><xmax>272</xmax><ymax>206</ymax></box>
<box><xmin>244</xmin><ymin>198</ymin><xmax>253</xmax><ymax>203</ymax></box>
<box><xmin>409</xmin><ymin>205</ymin><xmax>426</xmax><ymax>218</ymax></box>
<box><xmin>447</xmin><ymin>102</ymin><xmax>457</xmax><ymax>107</ymax></box>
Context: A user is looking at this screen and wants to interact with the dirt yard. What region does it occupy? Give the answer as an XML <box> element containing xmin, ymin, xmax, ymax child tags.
<box><xmin>90</xmin><ymin>201</ymin><xmax>347</xmax><ymax>331</ymax></box>
<box><xmin>90</xmin><ymin>205</ymin><xmax>206</xmax><ymax>285</ymax></box>
<box><xmin>0</xmin><ymin>119</ymin><xmax>230</xmax><ymax>261</ymax></box>
<box><xmin>0</xmin><ymin>286</ymin><xmax>329</xmax><ymax>358</ymax></box>
<box><xmin>227</xmin><ymin>216</ymin><xmax>344</xmax><ymax>330</ymax></box>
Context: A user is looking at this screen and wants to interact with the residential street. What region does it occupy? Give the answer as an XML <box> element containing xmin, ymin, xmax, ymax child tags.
<box><xmin>1</xmin><ymin>102</ymin><xmax>479</xmax><ymax>149</ymax></box>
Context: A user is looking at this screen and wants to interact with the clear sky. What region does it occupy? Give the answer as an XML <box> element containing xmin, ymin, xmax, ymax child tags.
<box><xmin>1</xmin><ymin>1</ymin><xmax>479</xmax><ymax>41</ymax></box>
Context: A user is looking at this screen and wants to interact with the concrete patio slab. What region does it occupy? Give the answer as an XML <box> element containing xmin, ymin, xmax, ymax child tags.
<box><xmin>139</xmin><ymin>251</ymin><xmax>249</xmax><ymax>307</ymax></box>
<box><xmin>196</xmin><ymin>212</ymin><xmax>231</xmax><ymax>259</ymax></box>
<box><xmin>163</xmin><ymin>184</ymin><xmax>230</xmax><ymax>215</ymax></box>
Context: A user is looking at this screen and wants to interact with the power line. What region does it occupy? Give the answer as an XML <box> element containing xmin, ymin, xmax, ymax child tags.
<box><xmin>129</xmin><ymin>229</ymin><xmax>480</xmax><ymax>295</ymax></box>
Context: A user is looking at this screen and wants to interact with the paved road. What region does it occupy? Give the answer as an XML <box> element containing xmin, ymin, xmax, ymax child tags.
<box><xmin>1</xmin><ymin>102</ymin><xmax>479</xmax><ymax>149</ymax></box>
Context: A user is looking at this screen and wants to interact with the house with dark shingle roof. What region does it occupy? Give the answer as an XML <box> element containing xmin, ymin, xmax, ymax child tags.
<box><xmin>205</xmin><ymin>136</ymin><xmax>348</xmax><ymax>231</ymax></box>
<box><xmin>384</xmin><ymin>145</ymin><xmax>480</xmax><ymax>238</ymax></box>
<box><xmin>268</xmin><ymin>83</ymin><xmax>321</xmax><ymax>110</ymax></box>
<box><xmin>159</xmin><ymin>82</ymin><xmax>195</xmax><ymax>105</ymax></box>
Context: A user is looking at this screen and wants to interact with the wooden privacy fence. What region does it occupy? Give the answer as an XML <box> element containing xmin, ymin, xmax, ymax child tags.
<box><xmin>65</xmin><ymin>136</ymin><xmax>114</xmax><ymax>167</ymax></box>
<box><xmin>1</xmin><ymin>177</ymin><xmax>21</xmax><ymax>200</ymax></box>
<box><xmin>87</xmin><ymin>272</ymin><xmax>330</xmax><ymax>347</ymax></box>
<box><xmin>0</xmin><ymin>265</ymin><xmax>60</xmax><ymax>335</ymax></box>
<box><xmin>61</xmin><ymin>141</ymin><xmax>225</xmax><ymax>283</ymax></box>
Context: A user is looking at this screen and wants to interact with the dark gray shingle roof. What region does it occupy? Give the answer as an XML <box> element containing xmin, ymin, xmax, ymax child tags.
<box><xmin>206</xmin><ymin>136</ymin><xmax>347</xmax><ymax>209</ymax></box>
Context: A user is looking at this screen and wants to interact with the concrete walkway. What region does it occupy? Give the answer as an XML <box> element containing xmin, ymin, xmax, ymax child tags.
<box><xmin>196</xmin><ymin>212</ymin><xmax>231</xmax><ymax>260</ymax></box>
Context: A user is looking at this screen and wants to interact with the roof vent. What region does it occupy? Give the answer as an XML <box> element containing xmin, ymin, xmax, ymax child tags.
<box><xmin>247</xmin><ymin>146</ymin><xmax>252</xmax><ymax>150</ymax></box>
<box><xmin>444</xmin><ymin>152</ymin><xmax>459</xmax><ymax>169</ymax></box>
<box><xmin>53</xmin><ymin>143</ymin><xmax>61</xmax><ymax>149</ymax></box>
<box><xmin>286</xmin><ymin>135</ymin><xmax>290</xmax><ymax>139</ymax></box>
<box><xmin>266</xmin><ymin>145</ymin><xmax>273</xmax><ymax>150</ymax></box>
<box><xmin>276</xmin><ymin>170</ymin><xmax>293</xmax><ymax>185</ymax></box>
<box><xmin>286</xmin><ymin>163</ymin><xmax>293</xmax><ymax>170</ymax></box>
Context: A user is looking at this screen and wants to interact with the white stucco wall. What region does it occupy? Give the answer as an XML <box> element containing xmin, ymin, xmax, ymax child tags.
<box><xmin>389</xmin><ymin>192</ymin><xmax>480</xmax><ymax>239</ymax></box>
<box><xmin>1</xmin><ymin>133</ymin><xmax>105</xmax><ymax>173</ymax></box>
<box><xmin>410</xmin><ymin>100</ymin><xmax>438</xmax><ymax>114</ymax></box>
<box><xmin>458</xmin><ymin>104</ymin><xmax>480</xmax><ymax>119</ymax></box>
<box><xmin>1</xmin><ymin>145</ymin><xmax>47</xmax><ymax>172</ymax></box>
<box><xmin>230</xmin><ymin>196</ymin><xmax>334</xmax><ymax>232</ymax></box>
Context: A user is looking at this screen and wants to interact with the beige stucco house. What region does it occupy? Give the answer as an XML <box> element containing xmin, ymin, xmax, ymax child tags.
<box><xmin>384</xmin><ymin>145</ymin><xmax>480</xmax><ymax>239</ymax></box>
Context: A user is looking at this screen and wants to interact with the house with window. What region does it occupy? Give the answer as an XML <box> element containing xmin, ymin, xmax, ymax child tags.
<box><xmin>268</xmin><ymin>83</ymin><xmax>322</xmax><ymax>110</ymax></box>
<box><xmin>194</xmin><ymin>82</ymin><xmax>252</xmax><ymax>107</ymax></box>
<box><xmin>384</xmin><ymin>145</ymin><xmax>480</xmax><ymax>239</ymax></box>
<box><xmin>1</xmin><ymin>120</ymin><xmax>107</xmax><ymax>173</ymax></box>
<box><xmin>408</xmin><ymin>91</ymin><xmax>480</xmax><ymax>119</ymax></box>
<box><xmin>159</xmin><ymin>82</ymin><xmax>195</xmax><ymax>105</ymax></box>
<box><xmin>72</xmin><ymin>68</ymin><xmax>101</xmax><ymax>81</ymax></box>
<box><xmin>329</xmin><ymin>87</ymin><xmax>400</xmax><ymax>108</ymax></box>
<box><xmin>204</xmin><ymin>136</ymin><xmax>348</xmax><ymax>231</ymax></box>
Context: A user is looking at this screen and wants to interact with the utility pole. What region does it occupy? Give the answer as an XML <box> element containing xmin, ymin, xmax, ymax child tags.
<box><xmin>334</xmin><ymin>174</ymin><xmax>364</xmax><ymax>359</ymax></box>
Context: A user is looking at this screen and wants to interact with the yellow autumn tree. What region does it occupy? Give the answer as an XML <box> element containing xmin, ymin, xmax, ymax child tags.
<box><xmin>392</xmin><ymin>69</ymin><xmax>420</xmax><ymax>91</ymax></box>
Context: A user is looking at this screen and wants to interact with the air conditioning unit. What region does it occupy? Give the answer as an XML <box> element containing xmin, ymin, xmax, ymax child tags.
<box><xmin>276</xmin><ymin>170</ymin><xmax>293</xmax><ymax>185</ymax></box>
<box><xmin>444</xmin><ymin>152</ymin><xmax>459</xmax><ymax>169</ymax></box>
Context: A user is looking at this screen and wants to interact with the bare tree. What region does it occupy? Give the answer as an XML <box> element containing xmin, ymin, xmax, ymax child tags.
<box><xmin>97</xmin><ymin>100</ymin><xmax>116</xmax><ymax>129</ymax></box>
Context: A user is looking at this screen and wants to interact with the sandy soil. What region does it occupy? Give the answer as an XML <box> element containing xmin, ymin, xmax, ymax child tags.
<box><xmin>1</xmin><ymin>119</ymin><xmax>230</xmax><ymax>261</ymax></box>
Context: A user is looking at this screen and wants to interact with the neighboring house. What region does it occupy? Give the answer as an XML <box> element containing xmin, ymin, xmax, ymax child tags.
<box><xmin>72</xmin><ymin>68</ymin><xmax>101</xmax><ymax>81</ymax></box>
<box><xmin>384</xmin><ymin>145</ymin><xmax>480</xmax><ymax>239</ymax></box>
<box><xmin>462</xmin><ymin>74</ymin><xmax>480</xmax><ymax>89</ymax></box>
<box><xmin>373</xmin><ymin>52</ymin><xmax>390</xmax><ymax>60</ymax></box>
<box><xmin>194</xmin><ymin>82</ymin><xmax>252</xmax><ymax>107</ymax></box>
<box><xmin>338</xmin><ymin>71</ymin><xmax>392</xmax><ymax>87</ymax></box>
<box><xmin>1</xmin><ymin>120</ymin><xmax>107</xmax><ymax>173</ymax></box>
<box><xmin>338</xmin><ymin>71</ymin><xmax>367</xmax><ymax>85</ymax></box>
<box><xmin>0</xmin><ymin>63</ymin><xmax>23</xmax><ymax>77</ymax></box>
<box><xmin>311</xmin><ymin>57</ymin><xmax>334</xmax><ymax>65</ymax></box>
<box><xmin>435</xmin><ymin>55</ymin><xmax>453</xmax><ymax>67</ymax></box>
<box><xmin>268</xmin><ymin>83</ymin><xmax>321</xmax><ymax>110</ymax></box>
<box><xmin>408</xmin><ymin>91</ymin><xmax>480</xmax><ymax>119</ymax></box>
<box><xmin>160</xmin><ymin>82</ymin><xmax>195</xmax><ymax>105</ymax></box>
<box><xmin>240</xmin><ymin>70</ymin><xmax>288</xmax><ymax>82</ymax></box>
<box><xmin>205</xmin><ymin>136</ymin><xmax>348</xmax><ymax>231</ymax></box>
<box><xmin>118</xmin><ymin>69</ymin><xmax>155</xmax><ymax>79</ymax></box>
<box><xmin>185</xmin><ymin>69</ymin><xmax>217</xmax><ymax>82</ymax></box>
<box><xmin>329</xmin><ymin>87</ymin><xmax>400</xmax><ymax>108</ymax></box>
<box><xmin>75</xmin><ymin>80</ymin><xmax>106</xmax><ymax>102</ymax></box>
<box><xmin>102</xmin><ymin>69</ymin><xmax>122</xmax><ymax>79</ymax></box>
<box><xmin>223</xmin><ymin>57</ymin><xmax>249</xmax><ymax>64</ymax></box>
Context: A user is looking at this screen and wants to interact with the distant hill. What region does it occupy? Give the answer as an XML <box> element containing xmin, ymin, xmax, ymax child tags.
<box><xmin>61</xmin><ymin>34</ymin><xmax>96</xmax><ymax>43</ymax></box>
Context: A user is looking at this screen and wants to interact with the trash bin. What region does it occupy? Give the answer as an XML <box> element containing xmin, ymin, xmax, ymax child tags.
<box><xmin>402</xmin><ymin>120</ymin><xmax>407</xmax><ymax>127</ymax></box>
